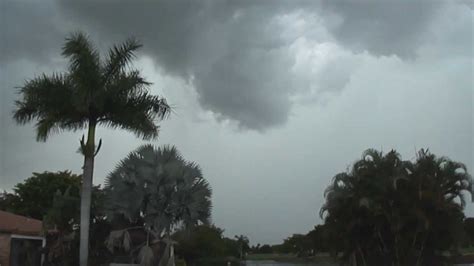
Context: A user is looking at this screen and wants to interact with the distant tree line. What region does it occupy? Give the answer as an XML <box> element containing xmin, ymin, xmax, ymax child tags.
<box><xmin>2</xmin><ymin>147</ymin><xmax>472</xmax><ymax>266</ymax></box>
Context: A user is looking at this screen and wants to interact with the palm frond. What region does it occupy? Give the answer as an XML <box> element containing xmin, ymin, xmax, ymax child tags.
<box><xmin>62</xmin><ymin>32</ymin><xmax>101</xmax><ymax>98</ymax></box>
<box><xmin>105</xmin><ymin>70</ymin><xmax>152</xmax><ymax>98</ymax></box>
<box><xmin>362</xmin><ymin>148</ymin><xmax>383</xmax><ymax>162</ymax></box>
<box><xmin>13</xmin><ymin>73</ymin><xmax>86</xmax><ymax>141</ymax></box>
<box><xmin>35</xmin><ymin>117</ymin><xmax>59</xmax><ymax>141</ymax></box>
<box><xmin>101</xmin><ymin>93</ymin><xmax>170</xmax><ymax>140</ymax></box>
<box><xmin>105</xmin><ymin>229</ymin><xmax>132</xmax><ymax>253</ymax></box>
<box><xmin>102</xmin><ymin>37</ymin><xmax>142</xmax><ymax>84</ymax></box>
<box><xmin>138</xmin><ymin>245</ymin><xmax>154</xmax><ymax>266</ymax></box>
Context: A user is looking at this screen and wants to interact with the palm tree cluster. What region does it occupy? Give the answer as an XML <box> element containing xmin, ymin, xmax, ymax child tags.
<box><xmin>104</xmin><ymin>145</ymin><xmax>212</xmax><ymax>265</ymax></box>
<box><xmin>321</xmin><ymin>149</ymin><xmax>472</xmax><ymax>266</ymax></box>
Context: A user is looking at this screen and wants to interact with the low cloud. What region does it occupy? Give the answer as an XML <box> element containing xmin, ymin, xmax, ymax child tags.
<box><xmin>3</xmin><ymin>0</ymin><xmax>463</xmax><ymax>130</ymax></box>
<box><xmin>318</xmin><ymin>0</ymin><xmax>444</xmax><ymax>58</ymax></box>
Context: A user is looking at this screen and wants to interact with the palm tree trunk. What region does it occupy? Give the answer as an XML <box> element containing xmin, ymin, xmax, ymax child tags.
<box><xmin>79</xmin><ymin>120</ymin><xmax>96</xmax><ymax>266</ymax></box>
<box><xmin>240</xmin><ymin>243</ymin><xmax>243</xmax><ymax>259</ymax></box>
<box><xmin>415</xmin><ymin>235</ymin><xmax>428</xmax><ymax>266</ymax></box>
<box><xmin>357</xmin><ymin>245</ymin><xmax>367</xmax><ymax>266</ymax></box>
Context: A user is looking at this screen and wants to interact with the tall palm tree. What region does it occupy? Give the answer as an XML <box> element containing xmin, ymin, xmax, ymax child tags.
<box><xmin>104</xmin><ymin>144</ymin><xmax>212</xmax><ymax>265</ymax></box>
<box><xmin>13</xmin><ymin>32</ymin><xmax>170</xmax><ymax>266</ymax></box>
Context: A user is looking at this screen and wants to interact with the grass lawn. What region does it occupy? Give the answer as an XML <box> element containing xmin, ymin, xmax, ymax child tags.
<box><xmin>247</xmin><ymin>250</ymin><xmax>474</xmax><ymax>265</ymax></box>
<box><xmin>246</xmin><ymin>253</ymin><xmax>296</xmax><ymax>260</ymax></box>
<box><xmin>461</xmin><ymin>246</ymin><xmax>474</xmax><ymax>255</ymax></box>
<box><xmin>246</xmin><ymin>253</ymin><xmax>338</xmax><ymax>264</ymax></box>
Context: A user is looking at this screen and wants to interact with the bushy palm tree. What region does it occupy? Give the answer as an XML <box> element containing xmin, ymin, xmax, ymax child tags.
<box><xmin>234</xmin><ymin>235</ymin><xmax>249</xmax><ymax>259</ymax></box>
<box><xmin>104</xmin><ymin>144</ymin><xmax>212</xmax><ymax>265</ymax></box>
<box><xmin>13</xmin><ymin>32</ymin><xmax>170</xmax><ymax>266</ymax></box>
<box><xmin>321</xmin><ymin>149</ymin><xmax>472</xmax><ymax>266</ymax></box>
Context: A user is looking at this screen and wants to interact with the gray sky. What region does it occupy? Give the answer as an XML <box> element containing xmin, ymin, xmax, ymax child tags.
<box><xmin>1</xmin><ymin>0</ymin><xmax>473</xmax><ymax>245</ymax></box>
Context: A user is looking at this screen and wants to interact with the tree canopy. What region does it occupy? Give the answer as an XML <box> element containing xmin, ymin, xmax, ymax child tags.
<box><xmin>104</xmin><ymin>144</ymin><xmax>212</xmax><ymax>265</ymax></box>
<box><xmin>105</xmin><ymin>145</ymin><xmax>212</xmax><ymax>234</ymax></box>
<box><xmin>13</xmin><ymin>32</ymin><xmax>170</xmax><ymax>142</ymax></box>
<box><xmin>0</xmin><ymin>171</ymin><xmax>81</xmax><ymax>219</ymax></box>
<box><xmin>321</xmin><ymin>149</ymin><xmax>472</xmax><ymax>265</ymax></box>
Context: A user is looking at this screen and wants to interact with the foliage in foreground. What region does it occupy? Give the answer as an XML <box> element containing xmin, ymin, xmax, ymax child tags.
<box><xmin>0</xmin><ymin>171</ymin><xmax>81</xmax><ymax>220</ymax></box>
<box><xmin>104</xmin><ymin>144</ymin><xmax>212</xmax><ymax>265</ymax></box>
<box><xmin>321</xmin><ymin>149</ymin><xmax>472</xmax><ymax>265</ymax></box>
<box><xmin>0</xmin><ymin>171</ymin><xmax>111</xmax><ymax>266</ymax></box>
<box><xmin>173</xmin><ymin>225</ymin><xmax>246</xmax><ymax>265</ymax></box>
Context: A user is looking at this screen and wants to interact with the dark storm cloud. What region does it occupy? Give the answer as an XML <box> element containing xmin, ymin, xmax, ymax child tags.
<box><xmin>0</xmin><ymin>0</ymin><xmax>66</xmax><ymax>63</ymax></box>
<box><xmin>3</xmin><ymin>0</ymin><xmax>454</xmax><ymax>130</ymax></box>
<box><xmin>53</xmin><ymin>0</ymin><xmax>306</xmax><ymax>130</ymax></box>
<box><xmin>458</xmin><ymin>0</ymin><xmax>474</xmax><ymax>9</ymax></box>
<box><xmin>54</xmin><ymin>0</ymin><xmax>457</xmax><ymax>129</ymax></box>
<box><xmin>318</xmin><ymin>0</ymin><xmax>444</xmax><ymax>58</ymax></box>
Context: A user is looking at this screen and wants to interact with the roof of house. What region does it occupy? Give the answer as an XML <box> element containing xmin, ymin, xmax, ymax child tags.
<box><xmin>0</xmin><ymin>210</ymin><xmax>43</xmax><ymax>236</ymax></box>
